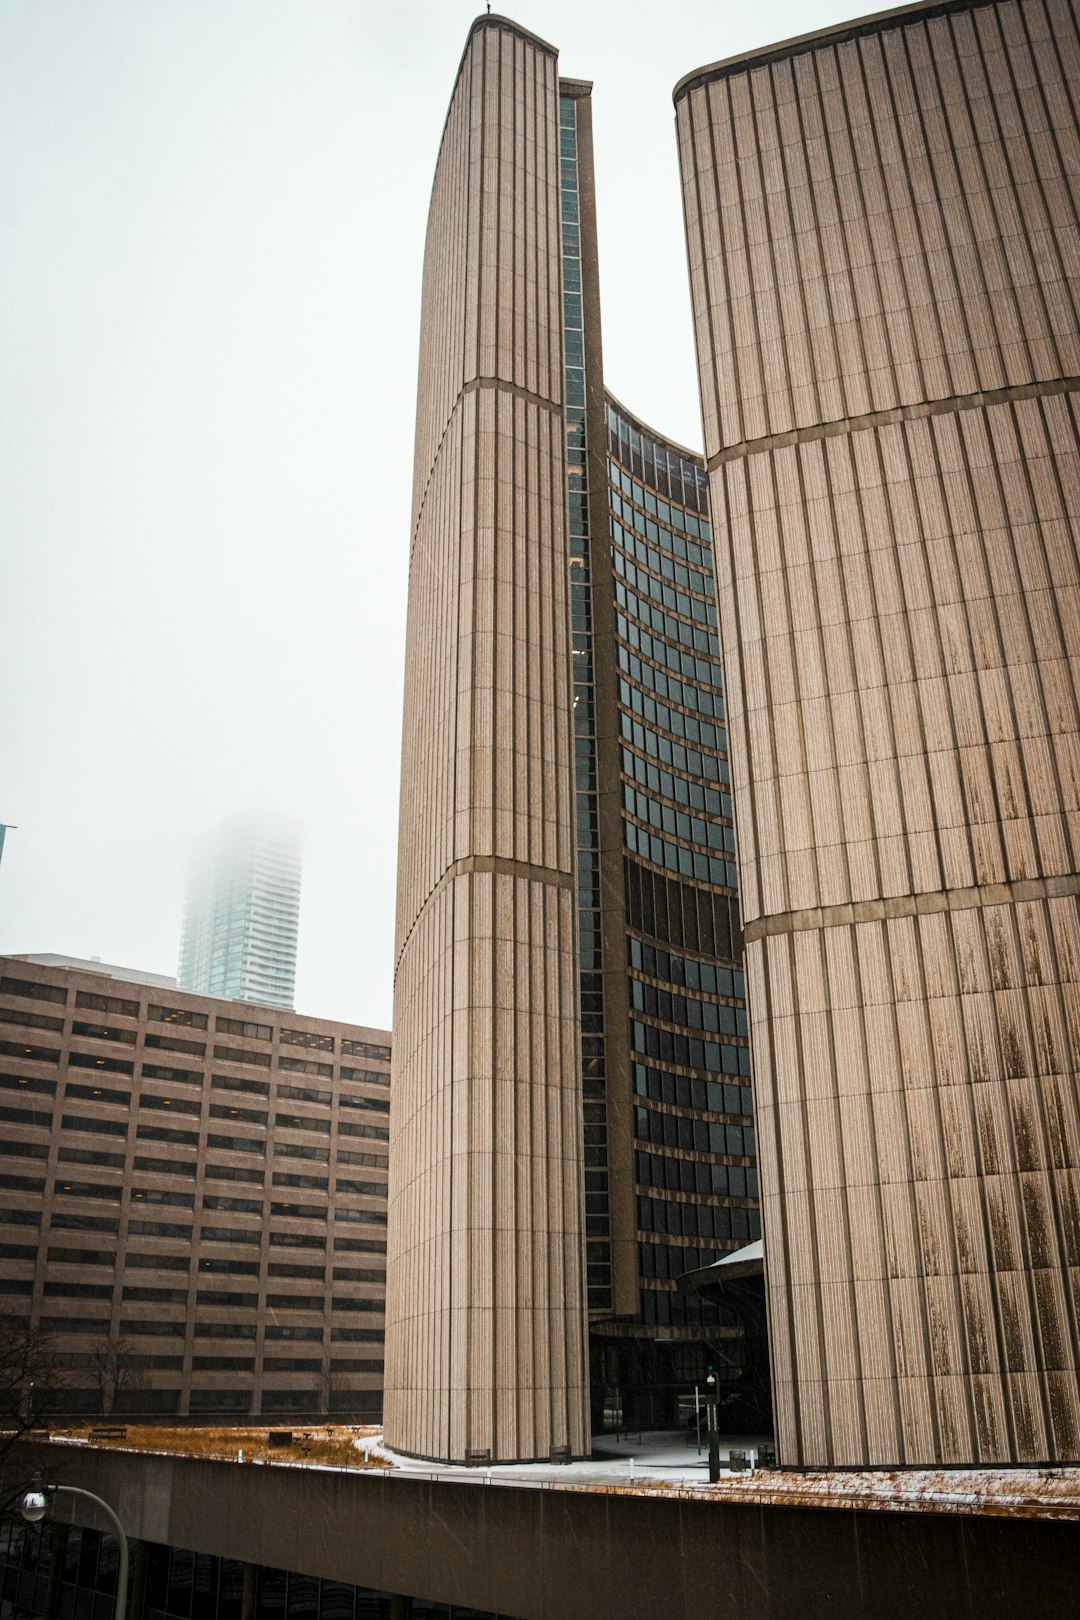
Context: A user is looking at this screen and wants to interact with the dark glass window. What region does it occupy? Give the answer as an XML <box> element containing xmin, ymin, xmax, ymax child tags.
<box><xmin>0</xmin><ymin>1071</ymin><xmax>56</xmax><ymax>1096</ymax></box>
<box><xmin>274</xmin><ymin>1112</ymin><xmax>329</xmax><ymax>1134</ymax></box>
<box><xmin>0</xmin><ymin>1006</ymin><xmax>64</xmax><ymax>1033</ymax></box>
<box><xmin>212</xmin><ymin>1073</ymin><xmax>270</xmax><ymax>1097</ymax></box>
<box><xmin>280</xmin><ymin>1030</ymin><xmax>334</xmax><ymax>1053</ymax></box>
<box><xmin>144</xmin><ymin>1032</ymin><xmax>205</xmax><ymax>1056</ymax></box>
<box><xmin>0</xmin><ymin>1038</ymin><xmax>59</xmax><ymax>1063</ymax></box>
<box><xmin>213</xmin><ymin>1045</ymin><xmax>271</xmax><ymax>1068</ymax></box>
<box><xmin>139</xmin><ymin>1092</ymin><xmax>200</xmax><ymax>1117</ymax></box>
<box><xmin>70</xmin><ymin>1020</ymin><xmax>137</xmax><ymax>1047</ymax></box>
<box><xmin>149</xmin><ymin>1004</ymin><xmax>208</xmax><ymax>1029</ymax></box>
<box><xmin>60</xmin><ymin>1113</ymin><xmax>128</xmax><ymax>1138</ymax></box>
<box><xmin>216</xmin><ymin>1017</ymin><xmax>272</xmax><ymax>1041</ymax></box>
<box><xmin>53</xmin><ymin>1178</ymin><xmax>122</xmax><ymax>1201</ymax></box>
<box><xmin>1</xmin><ymin>975</ymin><xmax>67</xmax><ymax>1004</ymax></box>
<box><xmin>210</xmin><ymin>1102</ymin><xmax>268</xmax><ymax>1126</ymax></box>
<box><xmin>75</xmin><ymin>990</ymin><xmax>138</xmax><ymax>1018</ymax></box>
<box><xmin>141</xmin><ymin>1063</ymin><xmax>201</xmax><ymax>1086</ymax></box>
<box><xmin>205</xmin><ymin>1161</ymin><xmax>265</xmax><ymax>1184</ymax></box>
<box><xmin>120</xmin><ymin>1318</ymin><xmax>187</xmax><ymax>1337</ymax></box>
<box><xmin>131</xmin><ymin>1186</ymin><xmax>194</xmax><ymax>1207</ymax></box>
<box><xmin>205</xmin><ymin>1132</ymin><xmax>261</xmax><ymax>1154</ymax></box>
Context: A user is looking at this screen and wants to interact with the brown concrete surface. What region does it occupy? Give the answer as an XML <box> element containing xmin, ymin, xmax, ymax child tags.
<box><xmin>0</xmin><ymin>956</ymin><xmax>390</xmax><ymax>1419</ymax></box>
<box><xmin>677</xmin><ymin>0</ymin><xmax>1080</xmax><ymax>1468</ymax></box>
<box><xmin>386</xmin><ymin>11</ymin><xmax>589</xmax><ymax>1463</ymax></box>
<box><xmin>18</xmin><ymin>1439</ymin><xmax>1078</xmax><ymax>1620</ymax></box>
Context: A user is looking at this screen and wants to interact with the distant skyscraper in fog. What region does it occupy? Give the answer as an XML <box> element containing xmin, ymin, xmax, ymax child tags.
<box><xmin>178</xmin><ymin>813</ymin><xmax>301</xmax><ymax>1009</ymax></box>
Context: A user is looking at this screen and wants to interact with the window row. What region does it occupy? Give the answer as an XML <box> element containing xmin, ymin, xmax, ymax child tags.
<box><xmin>639</xmin><ymin>1195</ymin><xmax>760</xmax><ymax>1244</ymax></box>
<box><xmin>620</xmin><ymin>745</ymin><xmax>727</xmax><ymax>816</ymax></box>
<box><xmin>611</xmin><ymin>521</ymin><xmax>714</xmax><ymax>600</ymax></box>
<box><xmin>620</xmin><ymin>713</ymin><xmax>725</xmax><ymax>783</ymax></box>
<box><xmin>623</xmin><ymin>783</ymin><xmax>735</xmax><ymax>855</ymax></box>
<box><xmin>339</xmin><ymin>1066</ymin><xmax>390</xmax><ymax>1086</ymax></box>
<box><xmin>0</xmin><ymin>1071</ymin><xmax>55</xmax><ymax>1098</ymax></box>
<box><xmin>0</xmin><ymin>976</ymin><xmax>67</xmax><ymax>1006</ymax></box>
<box><xmin>617</xmin><ymin>643</ymin><xmax>723</xmax><ymax>719</ymax></box>
<box><xmin>47</xmin><ymin>1175</ymin><xmax>384</xmax><ymax>1214</ymax></box>
<box><xmin>629</xmin><ymin>977</ymin><xmax>747</xmax><ymax>1037</ymax></box>
<box><xmin>615</xmin><ymin>581</ymin><xmax>721</xmax><ymax>658</ymax></box>
<box><xmin>607</xmin><ymin>460</ymin><xmax>711</xmax><ymax>543</ymax></box>
<box><xmin>0</xmin><ymin>1047</ymin><xmax>387</xmax><ymax>1115</ymax></box>
<box><xmin>624</xmin><ymin>819</ymin><xmax>738</xmax><ymax>890</ymax></box>
<box><xmin>631</xmin><ymin>1019</ymin><xmax>751</xmax><ymax>1077</ymax></box>
<box><xmin>0</xmin><ymin>1006</ymin><xmax>64</xmax><ymax>1034</ymax></box>
<box><xmin>612</xmin><ymin>548</ymin><xmax>717</xmax><ymax>625</ymax></box>
<box><xmin>612</xmin><ymin>501</ymin><xmax>714</xmax><ymax>580</ymax></box>
<box><xmin>639</xmin><ymin>1285</ymin><xmax>721</xmax><ymax>1328</ymax></box>
<box><xmin>3</xmin><ymin>1144</ymin><xmax>382</xmax><ymax>1188</ymax></box>
<box><xmin>617</xmin><ymin>611</ymin><xmax>725</xmax><ymax>688</ymax></box>
<box><xmin>0</xmin><ymin>1084</ymin><xmax>386</xmax><ymax>1134</ymax></box>
<box><xmin>618</xmin><ymin>677</ymin><xmax>726</xmax><ymax>752</ymax></box>
<box><xmin>634</xmin><ymin>1105</ymin><xmax>755</xmax><ymax>1160</ymax></box>
<box><xmin>632</xmin><ymin>1062</ymin><xmax>751</xmax><ymax>1118</ymax></box>
<box><xmin>628</xmin><ymin>938</ymin><xmax>745</xmax><ymax>1001</ymax></box>
<box><xmin>0</xmin><ymin>981</ymin><xmax>390</xmax><ymax>1065</ymax></box>
<box><xmin>639</xmin><ymin>1241</ymin><xmax>723</xmax><ymax>1282</ymax></box>
<box><xmin>636</xmin><ymin>1147</ymin><xmax>758</xmax><ymax>1201</ymax></box>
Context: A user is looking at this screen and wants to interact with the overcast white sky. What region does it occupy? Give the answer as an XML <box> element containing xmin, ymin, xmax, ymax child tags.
<box><xmin>0</xmin><ymin>0</ymin><xmax>871</xmax><ymax>1027</ymax></box>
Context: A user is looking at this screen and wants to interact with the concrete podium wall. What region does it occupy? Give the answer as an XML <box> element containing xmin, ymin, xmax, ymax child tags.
<box><xmin>24</xmin><ymin>1443</ymin><xmax>1078</xmax><ymax>1620</ymax></box>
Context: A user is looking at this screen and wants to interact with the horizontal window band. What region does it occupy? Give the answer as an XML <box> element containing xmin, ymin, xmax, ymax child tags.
<box><xmin>744</xmin><ymin>871</ymin><xmax>1080</xmax><ymax>944</ymax></box>
<box><xmin>706</xmin><ymin>376</ymin><xmax>1080</xmax><ymax>472</ymax></box>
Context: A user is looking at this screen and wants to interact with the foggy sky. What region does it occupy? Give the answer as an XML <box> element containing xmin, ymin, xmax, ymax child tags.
<box><xmin>0</xmin><ymin>0</ymin><xmax>870</xmax><ymax>1028</ymax></box>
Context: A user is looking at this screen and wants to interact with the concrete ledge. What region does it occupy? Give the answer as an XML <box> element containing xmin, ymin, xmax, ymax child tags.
<box><xmin>19</xmin><ymin>1440</ymin><xmax>1080</xmax><ymax>1620</ymax></box>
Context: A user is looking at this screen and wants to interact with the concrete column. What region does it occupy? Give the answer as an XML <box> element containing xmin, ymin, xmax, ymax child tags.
<box><xmin>240</xmin><ymin>1561</ymin><xmax>258</xmax><ymax>1620</ymax></box>
<box><xmin>128</xmin><ymin>1540</ymin><xmax>149</xmax><ymax>1620</ymax></box>
<box><xmin>42</xmin><ymin>1524</ymin><xmax>68</xmax><ymax>1620</ymax></box>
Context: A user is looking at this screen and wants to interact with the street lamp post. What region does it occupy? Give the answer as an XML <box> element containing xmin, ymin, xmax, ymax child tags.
<box><xmin>21</xmin><ymin>1485</ymin><xmax>129</xmax><ymax>1620</ymax></box>
<box><xmin>704</xmin><ymin>1369</ymin><xmax>721</xmax><ymax>1484</ymax></box>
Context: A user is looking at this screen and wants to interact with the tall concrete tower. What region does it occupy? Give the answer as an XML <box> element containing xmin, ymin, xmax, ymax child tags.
<box><xmin>385</xmin><ymin>11</ymin><xmax>765</xmax><ymax>1463</ymax></box>
<box><xmin>178</xmin><ymin>812</ymin><xmax>302</xmax><ymax>1011</ymax></box>
<box><xmin>677</xmin><ymin>0</ymin><xmax>1080</xmax><ymax>1467</ymax></box>
<box><xmin>384</xmin><ymin>15</ymin><xmax>590</xmax><ymax>1464</ymax></box>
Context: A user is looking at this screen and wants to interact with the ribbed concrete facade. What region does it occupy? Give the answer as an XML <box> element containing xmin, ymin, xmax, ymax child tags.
<box><xmin>677</xmin><ymin>0</ymin><xmax>1080</xmax><ymax>1466</ymax></box>
<box><xmin>385</xmin><ymin>15</ymin><xmax>589</xmax><ymax>1462</ymax></box>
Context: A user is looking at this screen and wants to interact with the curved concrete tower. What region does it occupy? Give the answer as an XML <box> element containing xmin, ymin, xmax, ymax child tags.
<box><xmin>385</xmin><ymin>14</ymin><xmax>589</xmax><ymax>1463</ymax></box>
<box><xmin>677</xmin><ymin>0</ymin><xmax>1080</xmax><ymax>1467</ymax></box>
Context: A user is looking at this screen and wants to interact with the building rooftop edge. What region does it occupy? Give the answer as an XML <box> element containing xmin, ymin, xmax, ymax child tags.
<box><xmin>672</xmin><ymin>0</ymin><xmax>998</xmax><ymax>103</ymax></box>
<box><xmin>427</xmin><ymin>16</ymin><xmax>560</xmax><ymax>229</ymax></box>
<box><xmin>604</xmin><ymin>387</ymin><xmax>705</xmax><ymax>470</ymax></box>
<box><xmin>468</xmin><ymin>13</ymin><xmax>558</xmax><ymax>58</ymax></box>
<box><xmin>1</xmin><ymin>952</ymin><xmax>390</xmax><ymax>1041</ymax></box>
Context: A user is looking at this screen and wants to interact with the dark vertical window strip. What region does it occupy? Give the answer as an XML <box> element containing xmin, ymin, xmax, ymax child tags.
<box><xmin>561</xmin><ymin>93</ymin><xmax>611</xmax><ymax>1313</ymax></box>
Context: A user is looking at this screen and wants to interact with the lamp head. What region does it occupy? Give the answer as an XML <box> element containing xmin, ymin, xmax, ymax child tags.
<box><xmin>20</xmin><ymin>1489</ymin><xmax>49</xmax><ymax>1524</ymax></box>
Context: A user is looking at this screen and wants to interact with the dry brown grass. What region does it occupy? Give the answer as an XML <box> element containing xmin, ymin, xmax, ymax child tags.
<box><xmin>49</xmin><ymin>1423</ymin><xmax>391</xmax><ymax>1470</ymax></box>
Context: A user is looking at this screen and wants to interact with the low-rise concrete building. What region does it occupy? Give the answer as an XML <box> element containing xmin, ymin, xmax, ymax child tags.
<box><xmin>0</xmin><ymin>955</ymin><xmax>389</xmax><ymax>1420</ymax></box>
